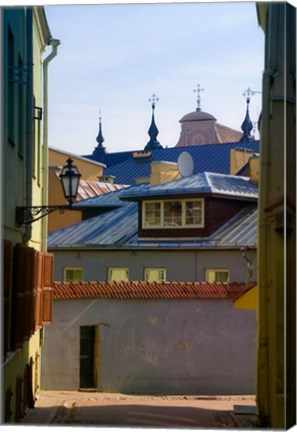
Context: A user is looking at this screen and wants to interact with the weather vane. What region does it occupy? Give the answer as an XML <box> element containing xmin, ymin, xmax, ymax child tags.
<box><xmin>193</xmin><ymin>84</ymin><xmax>204</xmax><ymax>111</ymax></box>
<box><xmin>149</xmin><ymin>93</ymin><xmax>159</xmax><ymax>110</ymax></box>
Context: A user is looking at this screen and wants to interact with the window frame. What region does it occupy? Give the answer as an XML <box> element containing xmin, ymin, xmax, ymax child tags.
<box><xmin>205</xmin><ymin>268</ymin><xmax>230</xmax><ymax>283</ymax></box>
<box><xmin>142</xmin><ymin>198</ymin><xmax>204</xmax><ymax>229</ymax></box>
<box><xmin>64</xmin><ymin>267</ymin><xmax>84</xmax><ymax>282</ymax></box>
<box><xmin>144</xmin><ymin>268</ymin><xmax>167</xmax><ymax>282</ymax></box>
<box><xmin>108</xmin><ymin>267</ymin><xmax>129</xmax><ymax>282</ymax></box>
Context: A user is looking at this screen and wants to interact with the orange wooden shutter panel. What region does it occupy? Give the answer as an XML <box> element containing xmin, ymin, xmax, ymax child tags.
<box><xmin>34</xmin><ymin>253</ymin><xmax>43</xmax><ymax>330</ymax></box>
<box><xmin>41</xmin><ymin>253</ymin><xmax>54</xmax><ymax>325</ymax></box>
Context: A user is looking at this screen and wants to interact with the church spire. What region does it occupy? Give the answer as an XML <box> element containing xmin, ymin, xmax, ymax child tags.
<box><xmin>96</xmin><ymin>111</ymin><xmax>104</xmax><ymax>148</ymax></box>
<box><xmin>240</xmin><ymin>88</ymin><xmax>254</xmax><ymax>142</ymax></box>
<box><xmin>144</xmin><ymin>94</ymin><xmax>163</xmax><ymax>151</ymax></box>
<box><xmin>92</xmin><ymin>110</ymin><xmax>106</xmax><ymax>161</ymax></box>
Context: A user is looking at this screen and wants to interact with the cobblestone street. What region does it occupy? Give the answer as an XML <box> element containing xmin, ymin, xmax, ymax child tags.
<box><xmin>20</xmin><ymin>391</ymin><xmax>259</xmax><ymax>428</ymax></box>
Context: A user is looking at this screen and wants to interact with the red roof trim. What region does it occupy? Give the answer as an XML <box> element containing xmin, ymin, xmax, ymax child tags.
<box><xmin>53</xmin><ymin>280</ymin><xmax>248</xmax><ymax>301</ymax></box>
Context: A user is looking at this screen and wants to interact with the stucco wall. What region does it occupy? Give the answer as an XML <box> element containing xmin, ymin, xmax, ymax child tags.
<box><xmin>51</xmin><ymin>249</ymin><xmax>257</xmax><ymax>283</ymax></box>
<box><xmin>41</xmin><ymin>297</ymin><xmax>256</xmax><ymax>394</ymax></box>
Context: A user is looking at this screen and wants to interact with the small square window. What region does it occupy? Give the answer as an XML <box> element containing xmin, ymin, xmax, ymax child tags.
<box><xmin>205</xmin><ymin>269</ymin><xmax>229</xmax><ymax>283</ymax></box>
<box><xmin>108</xmin><ymin>268</ymin><xmax>129</xmax><ymax>281</ymax></box>
<box><xmin>64</xmin><ymin>267</ymin><xmax>84</xmax><ymax>282</ymax></box>
<box><xmin>144</xmin><ymin>268</ymin><xmax>166</xmax><ymax>282</ymax></box>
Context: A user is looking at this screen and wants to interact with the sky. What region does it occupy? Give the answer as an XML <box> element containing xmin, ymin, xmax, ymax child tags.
<box><xmin>44</xmin><ymin>1</ymin><xmax>265</xmax><ymax>156</ymax></box>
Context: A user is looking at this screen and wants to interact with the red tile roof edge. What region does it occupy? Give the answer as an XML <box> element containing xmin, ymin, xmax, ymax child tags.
<box><xmin>231</xmin><ymin>282</ymin><xmax>257</xmax><ymax>302</ymax></box>
<box><xmin>53</xmin><ymin>280</ymin><xmax>250</xmax><ymax>301</ymax></box>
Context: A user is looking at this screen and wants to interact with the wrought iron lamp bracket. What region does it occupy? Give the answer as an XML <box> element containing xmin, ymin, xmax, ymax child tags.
<box><xmin>16</xmin><ymin>205</ymin><xmax>70</xmax><ymax>226</ymax></box>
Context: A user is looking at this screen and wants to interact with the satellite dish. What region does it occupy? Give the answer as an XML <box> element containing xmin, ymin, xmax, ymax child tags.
<box><xmin>177</xmin><ymin>151</ymin><xmax>194</xmax><ymax>177</ymax></box>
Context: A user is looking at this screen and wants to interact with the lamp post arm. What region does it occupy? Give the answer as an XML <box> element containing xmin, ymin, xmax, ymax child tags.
<box><xmin>16</xmin><ymin>205</ymin><xmax>69</xmax><ymax>226</ymax></box>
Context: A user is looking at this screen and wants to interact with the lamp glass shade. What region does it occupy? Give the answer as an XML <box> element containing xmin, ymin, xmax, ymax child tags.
<box><xmin>59</xmin><ymin>158</ymin><xmax>81</xmax><ymax>204</ymax></box>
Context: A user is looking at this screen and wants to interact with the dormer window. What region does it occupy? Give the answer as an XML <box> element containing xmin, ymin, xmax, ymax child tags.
<box><xmin>142</xmin><ymin>199</ymin><xmax>204</xmax><ymax>229</ymax></box>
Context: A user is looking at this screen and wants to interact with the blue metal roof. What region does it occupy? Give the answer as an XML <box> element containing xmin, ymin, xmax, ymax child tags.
<box><xmin>121</xmin><ymin>172</ymin><xmax>258</xmax><ymax>200</ymax></box>
<box><xmin>48</xmin><ymin>203</ymin><xmax>257</xmax><ymax>251</ymax></box>
<box><xmin>84</xmin><ymin>141</ymin><xmax>260</xmax><ymax>185</ymax></box>
<box><xmin>73</xmin><ymin>183</ymin><xmax>150</xmax><ymax>208</ymax></box>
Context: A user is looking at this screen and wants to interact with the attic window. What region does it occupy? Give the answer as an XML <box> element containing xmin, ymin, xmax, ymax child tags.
<box><xmin>142</xmin><ymin>199</ymin><xmax>204</xmax><ymax>229</ymax></box>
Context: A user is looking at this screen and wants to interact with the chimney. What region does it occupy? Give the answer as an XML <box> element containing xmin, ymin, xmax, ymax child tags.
<box><xmin>150</xmin><ymin>161</ymin><xmax>180</xmax><ymax>185</ymax></box>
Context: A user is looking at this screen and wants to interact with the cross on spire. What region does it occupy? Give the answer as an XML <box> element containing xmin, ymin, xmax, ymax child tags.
<box><xmin>242</xmin><ymin>87</ymin><xmax>261</xmax><ymax>104</ymax></box>
<box><xmin>149</xmin><ymin>93</ymin><xmax>159</xmax><ymax>110</ymax></box>
<box><xmin>242</xmin><ymin>87</ymin><xmax>253</xmax><ymax>105</ymax></box>
<box><xmin>193</xmin><ymin>84</ymin><xmax>204</xmax><ymax>111</ymax></box>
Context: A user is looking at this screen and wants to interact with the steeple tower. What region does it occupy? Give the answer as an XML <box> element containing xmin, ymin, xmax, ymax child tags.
<box><xmin>240</xmin><ymin>88</ymin><xmax>254</xmax><ymax>142</ymax></box>
<box><xmin>92</xmin><ymin>110</ymin><xmax>106</xmax><ymax>161</ymax></box>
<box><xmin>144</xmin><ymin>94</ymin><xmax>163</xmax><ymax>151</ymax></box>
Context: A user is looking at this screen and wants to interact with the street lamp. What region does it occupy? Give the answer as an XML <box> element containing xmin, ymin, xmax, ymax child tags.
<box><xmin>59</xmin><ymin>158</ymin><xmax>81</xmax><ymax>206</ymax></box>
<box><xmin>16</xmin><ymin>158</ymin><xmax>81</xmax><ymax>225</ymax></box>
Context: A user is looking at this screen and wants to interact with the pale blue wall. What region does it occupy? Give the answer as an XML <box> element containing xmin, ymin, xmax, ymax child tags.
<box><xmin>41</xmin><ymin>297</ymin><xmax>256</xmax><ymax>394</ymax></box>
<box><xmin>51</xmin><ymin>249</ymin><xmax>257</xmax><ymax>283</ymax></box>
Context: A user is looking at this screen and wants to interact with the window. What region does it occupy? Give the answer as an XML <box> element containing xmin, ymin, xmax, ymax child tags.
<box><xmin>205</xmin><ymin>269</ymin><xmax>229</xmax><ymax>283</ymax></box>
<box><xmin>144</xmin><ymin>268</ymin><xmax>166</xmax><ymax>282</ymax></box>
<box><xmin>164</xmin><ymin>201</ymin><xmax>182</xmax><ymax>227</ymax></box>
<box><xmin>143</xmin><ymin>199</ymin><xmax>204</xmax><ymax>229</ymax></box>
<box><xmin>64</xmin><ymin>267</ymin><xmax>84</xmax><ymax>282</ymax></box>
<box><xmin>144</xmin><ymin>202</ymin><xmax>161</xmax><ymax>226</ymax></box>
<box><xmin>108</xmin><ymin>268</ymin><xmax>129</xmax><ymax>281</ymax></box>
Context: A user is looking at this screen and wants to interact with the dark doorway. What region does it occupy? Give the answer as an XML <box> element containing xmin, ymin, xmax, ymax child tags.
<box><xmin>80</xmin><ymin>326</ymin><xmax>96</xmax><ymax>389</ymax></box>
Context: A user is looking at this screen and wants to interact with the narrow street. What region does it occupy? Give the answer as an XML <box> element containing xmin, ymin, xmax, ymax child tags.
<box><xmin>21</xmin><ymin>391</ymin><xmax>258</xmax><ymax>428</ymax></box>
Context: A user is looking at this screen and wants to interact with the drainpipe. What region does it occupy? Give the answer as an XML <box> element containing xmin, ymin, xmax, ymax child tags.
<box><xmin>25</xmin><ymin>8</ymin><xmax>33</xmax><ymax>242</ymax></box>
<box><xmin>241</xmin><ymin>247</ymin><xmax>254</xmax><ymax>290</ymax></box>
<box><xmin>42</xmin><ymin>38</ymin><xmax>60</xmax><ymax>252</ymax></box>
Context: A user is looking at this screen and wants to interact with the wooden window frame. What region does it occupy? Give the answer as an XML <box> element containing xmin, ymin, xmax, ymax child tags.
<box><xmin>142</xmin><ymin>199</ymin><xmax>204</xmax><ymax>229</ymax></box>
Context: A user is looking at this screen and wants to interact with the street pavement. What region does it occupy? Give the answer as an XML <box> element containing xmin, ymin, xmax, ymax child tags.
<box><xmin>20</xmin><ymin>390</ymin><xmax>259</xmax><ymax>428</ymax></box>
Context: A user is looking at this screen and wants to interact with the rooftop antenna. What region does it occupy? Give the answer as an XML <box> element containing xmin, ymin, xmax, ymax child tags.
<box><xmin>193</xmin><ymin>84</ymin><xmax>204</xmax><ymax>111</ymax></box>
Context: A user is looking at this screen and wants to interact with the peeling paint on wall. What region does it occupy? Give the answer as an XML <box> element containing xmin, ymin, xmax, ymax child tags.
<box><xmin>184</xmin><ymin>341</ymin><xmax>191</xmax><ymax>352</ymax></box>
<box><xmin>148</xmin><ymin>315</ymin><xmax>158</xmax><ymax>326</ymax></box>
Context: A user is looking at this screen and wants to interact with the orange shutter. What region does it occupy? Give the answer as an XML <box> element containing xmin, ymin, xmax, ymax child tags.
<box><xmin>23</xmin><ymin>247</ymin><xmax>36</xmax><ymax>341</ymax></box>
<box><xmin>29</xmin><ymin>248</ymin><xmax>38</xmax><ymax>336</ymax></box>
<box><xmin>41</xmin><ymin>253</ymin><xmax>54</xmax><ymax>325</ymax></box>
<box><xmin>34</xmin><ymin>252</ymin><xmax>43</xmax><ymax>330</ymax></box>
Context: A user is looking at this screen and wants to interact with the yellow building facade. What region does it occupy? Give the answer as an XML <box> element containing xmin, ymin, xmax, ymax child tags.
<box><xmin>2</xmin><ymin>7</ymin><xmax>57</xmax><ymax>422</ymax></box>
